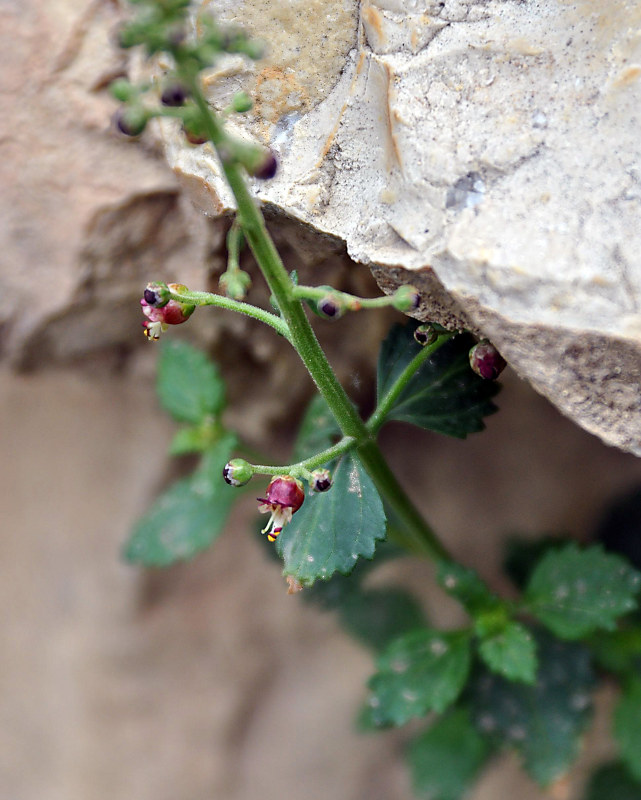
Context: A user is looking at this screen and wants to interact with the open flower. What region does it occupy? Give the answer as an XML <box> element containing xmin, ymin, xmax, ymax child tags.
<box><xmin>258</xmin><ymin>475</ymin><xmax>305</xmax><ymax>542</ymax></box>
<box><xmin>140</xmin><ymin>282</ymin><xmax>195</xmax><ymax>340</ymax></box>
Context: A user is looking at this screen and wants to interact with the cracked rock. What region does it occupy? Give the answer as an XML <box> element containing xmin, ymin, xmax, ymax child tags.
<box><xmin>160</xmin><ymin>0</ymin><xmax>641</xmax><ymax>455</ymax></box>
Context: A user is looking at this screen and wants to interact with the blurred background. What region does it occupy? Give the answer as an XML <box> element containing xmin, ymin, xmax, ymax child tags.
<box><xmin>2</xmin><ymin>2</ymin><xmax>641</xmax><ymax>799</ymax></box>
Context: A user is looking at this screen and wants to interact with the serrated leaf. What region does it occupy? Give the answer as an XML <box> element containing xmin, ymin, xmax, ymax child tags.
<box><xmin>125</xmin><ymin>433</ymin><xmax>237</xmax><ymax>566</ymax></box>
<box><xmin>408</xmin><ymin>708</ymin><xmax>492</xmax><ymax>800</ymax></box>
<box><xmin>524</xmin><ymin>544</ymin><xmax>641</xmax><ymax>639</ymax></box>
<box><xmin>614</xmin><ymin>678</ymin><xmax>641</xmax><ymax>783</ymax></box>
<box><xmin>471</xmin><ymin>630</ymin><xmax>594</xmax><ymax>785</ymax></box>
<box><xmin>376</xmin><ymin>322</ymin><xmax>499</xmax><ymax>438</ymax></box>
<box><xmin>276</xmin><ymin>453</ymin><xmax>386</xmax><ymax>585</ymax></box>
<box><xmin>367</xmin><ymin>629</ymin><xmax>471</xmax><ymax>726</ymax></box>
<box><xmin>340</xmin><ymin>588</ymin><xmax>427</xmax><ymax>652</ymax></box>
<box><xmin>438</xmin><ymin>561</ymin><xmax>498</xmax><ymax>614</ymax></box>
<box><xmin>585</xmin><ymin>762</ymin><xmax>641</xmax><ymax>800</ymax></box>
<box><xmin>157</xmin><ymin>340</ymin><xmax>225</xmax><ymax>424</ymax></box>
<box><xmin>478</xmin><ymin>622</ymin><xmax>538</xmax><ymax>684</ymax></box>
<box><xmin>292</xmin><ymin>395</ymin><xmax>341</xmax><ymax>462</ymax></box>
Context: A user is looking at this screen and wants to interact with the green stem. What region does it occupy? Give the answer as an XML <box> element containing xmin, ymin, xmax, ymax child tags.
<box><xmin>249</xmin><ymin>436</ymin><xmax>357</xmax><ymax>478</ymax></box>
<box><xmin>367</xmin><ymin>333</ymin><xmax>454</xmax><ymax>435</ymax></box>
<box><xmin>166</xmin><ymin>286</ymin><xmax>290</xmax><ymax>339</ymax></box>
<box><xmin>185</xmin><ymin>76</ymin><xmax>451</xmax><ymax>563</ymax></box>
<box><xmin>292</xmin><ymin>285</ymin><xmax>400</xmax><ymax>312</ymax></box>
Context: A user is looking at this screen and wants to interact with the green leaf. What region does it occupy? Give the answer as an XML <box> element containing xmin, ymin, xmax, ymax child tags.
<box><xmin>438</xmin><ymin>561</ymin><xmax>498</xmax><ymax>615</ymax></box>
<box><xmin>339</xmin><ymin>588</ymin><xmax>427</xmax><ymax>652</ymax></box>
<box><xmin>157</xmin><ymin>340</ymin><xmax>225</xmax><ymax>424</ymax></box>
<box><xmin>367</xmin><ymin>629</ymin><xmax>471</xmax><ymax>726</ymax></box>
<box><xmin>376</xmin><ymin>323</ymin><xmax>499</xmax><ymax>438</ymax></box>
<box><xmin>585</xmin><ymin>762</ymin><xmax>641</xmax><ymax>800</ymax></box>
<box><xmin>589</xmin><ymin>627</ymin><xmax>641</xmax><ymax>676</ymax></box>
<box><xmin>478</xmin><ymin>622</ymin><xmax>538</xmax><ymax>684</ymax></box>
<box><xmin>276</xmin><ymin>453</ymin><xmax>386</xmax><ymax>585</ymax></box>
<box><xmin>125</xmin><ymin>433</ymin><xmax>237</xmax><ymax>566</ymax></box>
<box><xmin>292</xmin><ymin>395</ymin><xmax>341</xmax><ymax>462</ymax></box>
<box><xmin>408</xmin><ymin>708</ymin><xmax>492</xmax><ymax>800</ymax></box>
<box><xmin>614</xmin><ymin>678</ymin><xmax>641</xmax><ymax>783</ymax></box>
<box><xmin>471</xmin><ymin>630</ymin><xmax>594</xmax><ymax>785</ymax></box>
<box><xmin>524</xmin><ymin>543</ymin><xmax>641</xmax><ymax>639</ymax></box>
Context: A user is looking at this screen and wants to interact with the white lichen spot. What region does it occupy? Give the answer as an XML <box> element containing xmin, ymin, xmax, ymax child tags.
<box><xmin>391</xmin><ymin>659</ymin><xmax>408</xmax><ymax>674</ymax></box>
<box><xmin>478</xmin><ymin>714</ymin><xmax>496</xmax><ymax>732</ymax></box>
<box><xmin>401</xmin><ymin>689</ymin><xmax>418</xmax><ymax>702</ymax></box>
<box><xmin>347</xmin><ymin>464</ymin><xmax>363</xmax><ymax>496</ymax></box>
<box><xmin>429</xmin><ymin>639</ymin><xmax>448</xmax><ymax>656</ymax></box>
<box><xmin>443</xmin><ymin>574</ymin><xmax>458</xmax><ymax>589</ymax></box>
<box><xmin>554</xmin><ymin>585</ymin><xmax>570</xmax><ymax>600</ymax></box>
<box><xmin>368</xmin><ymin>696</ymin><xmax>380</xmax><ymax>708</ymax></box>
<box><xmin>306</xmin><ymin>554</ymin><xmax>315</xmax><ymax>562</ymax></box>
<box><xmin>507</xmin><ymin>724</ymin><xmax>527</xmax><ymax>741</ymax></box>
<box><xmin>570</xmin><ymin>693</ymin><xmax>590</xmax><ymax>711</ymax></box>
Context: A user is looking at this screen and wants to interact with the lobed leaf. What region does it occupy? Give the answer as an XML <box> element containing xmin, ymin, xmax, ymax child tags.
<box><xmin>125</xmin><ymin>433</ymin><xmax>237</xmax><ymax>566</ymax></box>
<box><xmin>471</xmin><ymin>630</ymin><xmax>594</xmax><ymax>785</ymax></box>
<box><xmin>478</xmin><ymin>621</ymin><xmax>538</xmax><ymax>684</ymax></box>
<box><xmin>157</xmin><ymin>340</ymin><xmax>225</xmax><ymax>424</ymax></box>
<box><xmin>614</xmin><ymin>678</ymin><xmax>641</xmax><ymax>783</ymax></box>
<box><xmin>524</xmin><ymin>543</ymin><xmax>641</xmax><ymax>640</ymax></box>
<box><xmin>408</xmin><ymin>708</ymin><xmax>492</xmax><ymax>800</ymax></box>
<box><xmin>376</xmin><ymin>323</ymin><xmax>499</xmax><ymax>438</ymax></box>
<box><xmin>367</xmin><ymin>629</ymin><xmax>471</xmax><ymax>726</ymax></box>
<box><xmin>438</xmin><ymin>561</ymin><xmax>498</xmax><ymax>615</ymax></box>
<box><xmin>276</xmin><ymin>453</ymin><xmax>386</xmax><ymax>585</ymax></box>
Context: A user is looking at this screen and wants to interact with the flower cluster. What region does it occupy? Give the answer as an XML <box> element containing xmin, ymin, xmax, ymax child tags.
<box><xmin>140</xmin><ymin>282</ymin><xmax>195</xmax><ymax>340</ymax></box>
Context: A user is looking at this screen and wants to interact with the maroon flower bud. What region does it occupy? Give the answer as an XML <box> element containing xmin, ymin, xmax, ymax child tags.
<box><xmin>469</xmin><ymin>340</ymin><xmax>507</xmax><ymax>380</ymax></box>
<box><xmin>257</xmin><ymin>475</ymin><xmax>305</xmax><ymax>542</ymax></box>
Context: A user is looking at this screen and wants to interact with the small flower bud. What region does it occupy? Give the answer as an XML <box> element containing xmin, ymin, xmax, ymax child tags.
<box><xmin>161</xmin><ymin>81</ymin><xmax>189</xmax><ymax>107</ymax></box>
<box><xmin>223</xmin><ymin>458</ymin><xmax>253</xmax><ymax>487</ymax></box>
<box><xmin>114</xmin><ymin>106</ymin><xmax>148</xmax><ymax>137</ymax></box>
<box><xmin>469</xmin><ymin>340</ymin><xmax>507</xmax><ymax>380</ymax></box>
<box><xmin>392</xmin><ymin>285</ymin><xmax>421</xmax><ymax>312</ymax></box>
<box><xmin>231</xmin><ymin>91</ymin><xmax>253</xmax><ymax>113</ymax></box>
<box><xmin>219</xmin><ymin>269</ymin><xmax>252</xmax><ymax>301</ymax></box>
<box><xmin>143</xmin><ymin>282</ymin><xmax>170</xmax><ymax>307</ymax></box>
<box><xmin>308</xmin><ymin>289</ymin><xmax>345</xmax><ymax>320</ymax></box>
<box><xmin>414</xmin><ymin>324</ymin><xmax>438</xmax><ymax>347</ymax></box>
<box><xmin>251</xmin><ymin>149</ymin><xmax>278</xmax><ymax>180</ymax></box>
<box><xmin>110</xmin><ymin>78</ymin><xmax>136</xmax><ymax>103</ymax></box>
<box><xmin>310</xmin><ymin>469</ymin><xmax>332</xmax><ymax>493</ymax></box>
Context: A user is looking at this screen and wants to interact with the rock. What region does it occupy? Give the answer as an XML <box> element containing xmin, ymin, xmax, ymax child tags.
<box><xmin>160</xmin><ymin>0</ymin><xmax>641</xmax><ymax>455</ymax></box>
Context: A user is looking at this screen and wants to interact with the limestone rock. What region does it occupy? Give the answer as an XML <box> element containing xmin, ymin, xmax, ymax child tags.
<box><xmin>161</xmin><ymin>0</ymin><xmax>641</xmax><ymax>455</ymax></box>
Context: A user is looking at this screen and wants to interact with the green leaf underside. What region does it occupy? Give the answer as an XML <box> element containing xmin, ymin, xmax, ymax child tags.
<box><xmin>524</xmin><ymin>544</ymin><xmax>641</xmax><ymax>639</ymax></box>
<box><xmin>292</xmin><ymin>395</ymin><xmax>341</xmax><ymax>462</ymax></box>
<box><xmin>157</xmin><ymin>340</ymin><xmax>225</xmax><ymax>424</ymax></box>
<box><xmin>614</xmin><ymin>678</ymin><xmax>641</xmax><ymax>783</ymax></box>
<box><xmin>276</xmin><ymin>453</ymin><xmax>386</xmax><ymax>585</ymax></box>
<box><xmin>367</xmin><ymin>629</ymin><xmax>471</xmax><ymax>726</ymax></box>
<box><xmin>125</xmin><ymin>433</ymin><xmax>237</xmax><ymax>566</ymax></box>
<box><xmin>376</xmin><ymin>323</ymin><xmax>499</xmax><ymax>438</ymax></box>
<box><xmin>409</xmin><ymin>708</ymin><xmax>492</xmax><ymax>800</ymax></box>
<box><xmin>585</xmin><ymin>762</ymin><xmax>641</xmax><ymax>800</ymax></box>
<box><xmin>471</xmin><ymin>630</ymin><xmax>595</xmax><ymax>785</ymax></box>
<box><xmin>478</xmin><ymin>622</ymin><xmax>538</xmax><ymax>684</ymax></box>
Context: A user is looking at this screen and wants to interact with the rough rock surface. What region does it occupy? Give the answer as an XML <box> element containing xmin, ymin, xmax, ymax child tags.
<box><xmin>161</xmin><ymin>0</ymin><xmax>641</xmax><ymax>455</ymax></box>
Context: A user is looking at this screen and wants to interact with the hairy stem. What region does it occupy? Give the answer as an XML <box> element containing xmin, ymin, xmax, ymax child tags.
<box><xmin>186</xmin><ymin>76</ymin><xmax>451</xmax><ymax>563</ymax></box>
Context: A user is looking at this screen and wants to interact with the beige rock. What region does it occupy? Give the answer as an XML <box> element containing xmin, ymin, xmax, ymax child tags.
<box><xmin>162</xmin><ymin>0</ymin><xmax>641</xmax><ymax>455</ymax></box>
